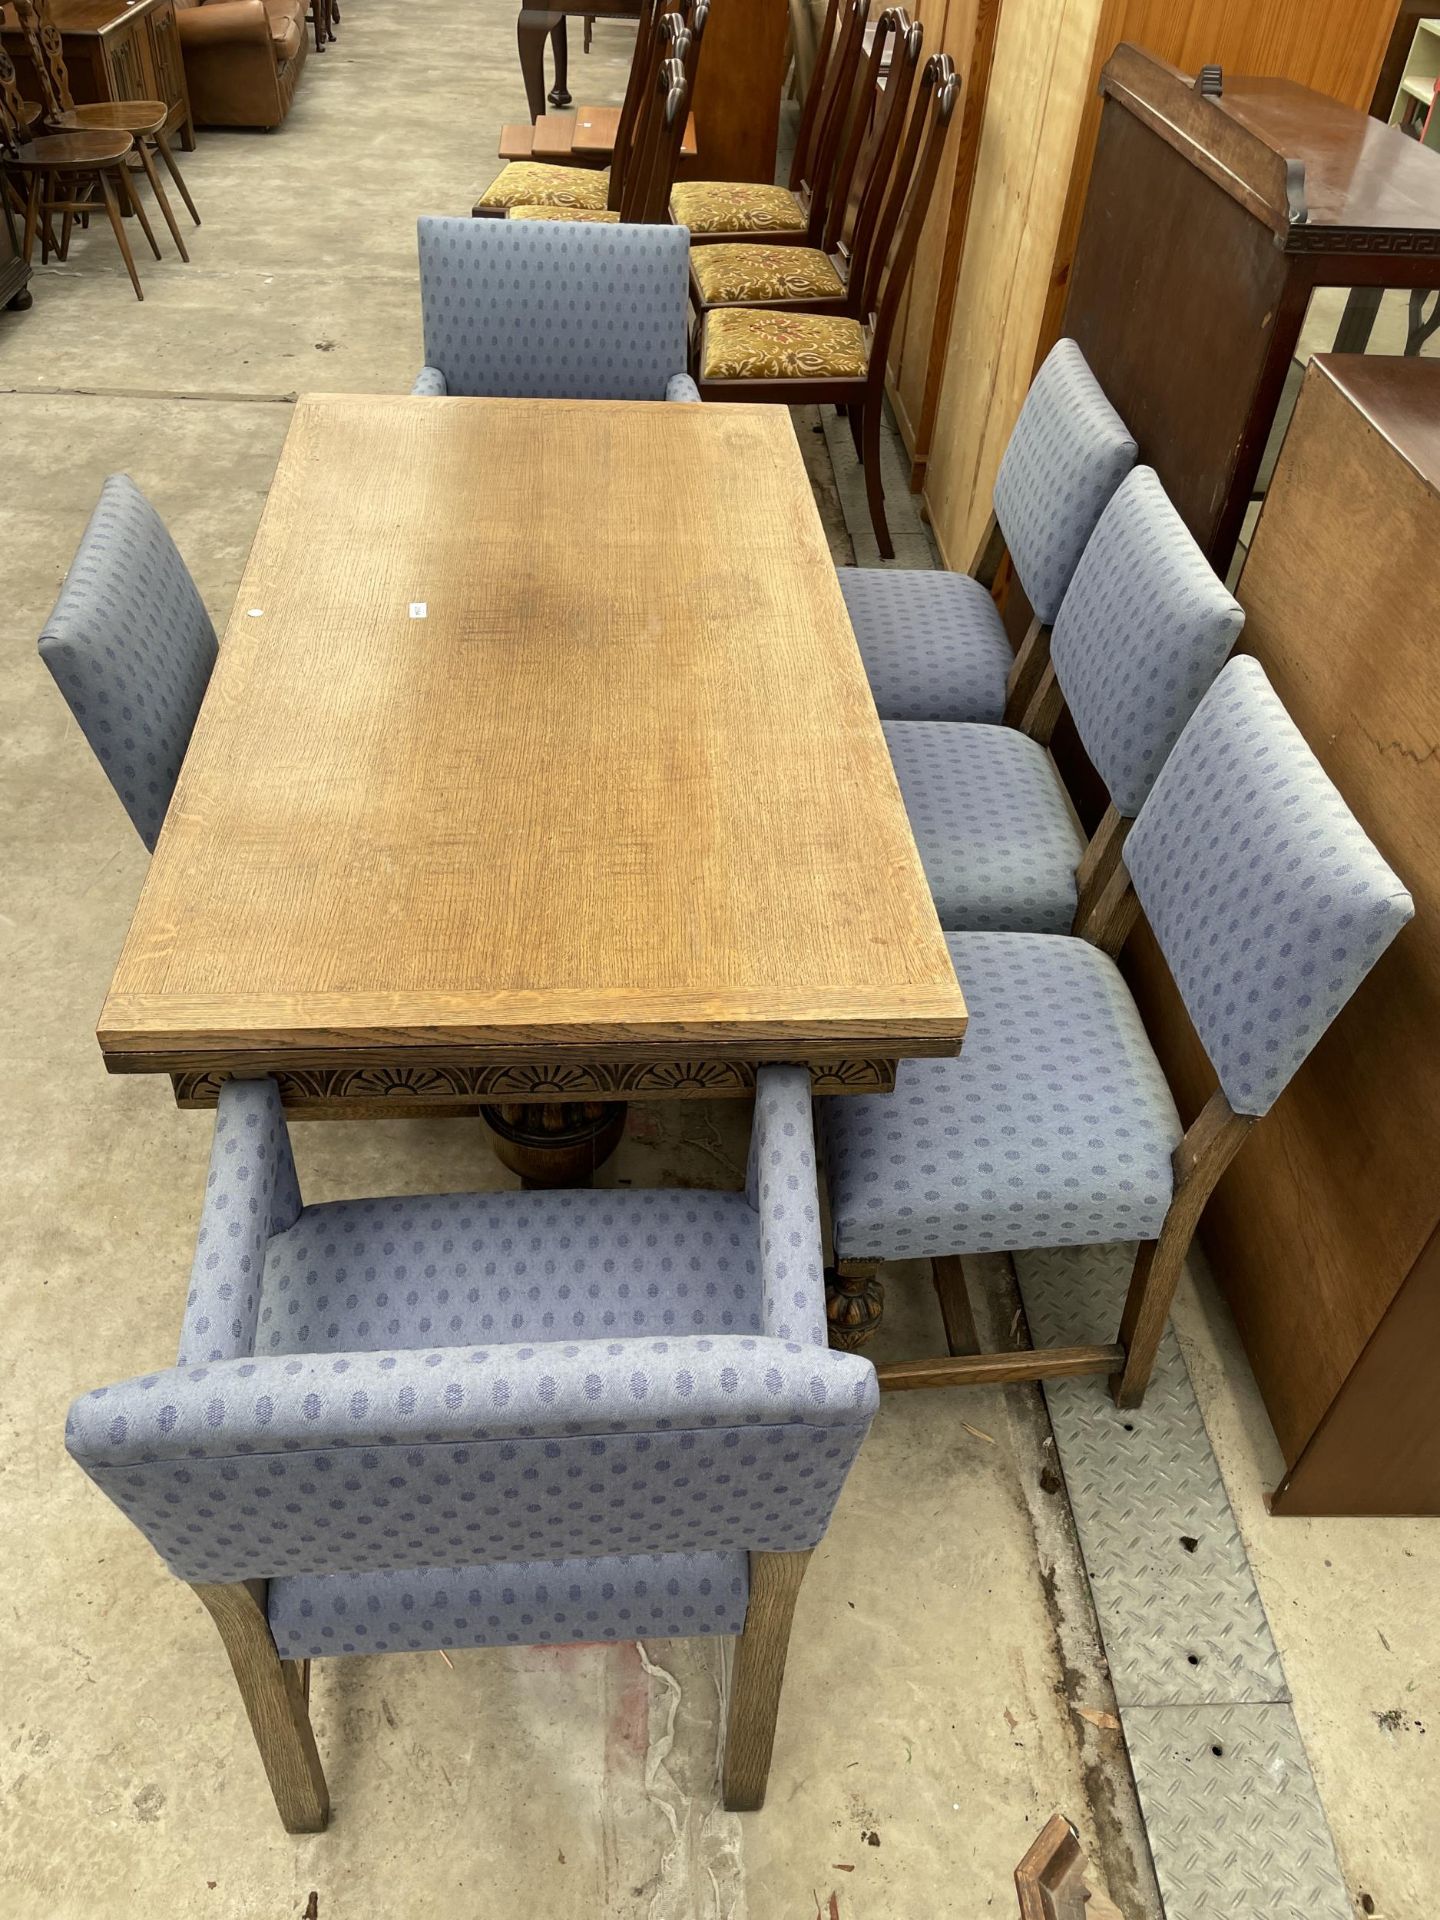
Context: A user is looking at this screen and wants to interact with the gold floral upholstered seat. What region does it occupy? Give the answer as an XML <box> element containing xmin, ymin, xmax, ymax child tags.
<box><xmin>507</xmin><ymin>205</ymin><xmax>622</xmax><ymax>223</ymax></box>
<box><xmin>474</xmin><ymin>161</ymin><xmax>610</xmax><ymax>214</ymax></box>
<box><xmin>699</xmin><ymin>309</ymin><xmax>868</xmax><ymax>381</ymax></box>
<box><xmin>690</xmin><ymin>243</ymin><xmax>845</xmax><ymax>305</ymax></box>
<box><xmin>669</xmin><ymin>180</ymin><xmax>808</xmax><ymax>238</ymax></box>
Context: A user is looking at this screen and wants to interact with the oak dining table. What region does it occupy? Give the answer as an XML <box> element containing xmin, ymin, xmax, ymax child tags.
<box><xmin>96</xmin><ymin>391</ymin><xmax>966</xmax><ymax>1205</ymax></box>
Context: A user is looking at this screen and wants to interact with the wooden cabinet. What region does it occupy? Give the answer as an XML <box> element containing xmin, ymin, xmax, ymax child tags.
<box><xmin>1</xmin><ymin>0</ymin><xmax>195</xmax><ymax>150</ymax></box>
<box><xmin>913</xmin><ymin>0</ymin><xmax>1403</xmax><ymax>570</ymax></box>
<box><xmin>0</xmin><ymin>182</ymin><xmax>32</xmax><ymax>314</ymax></box>
<box><xmin>1171</xmin><ymin>355</ymin><xmax>1440</xmax><ymax>1516</ymax></box>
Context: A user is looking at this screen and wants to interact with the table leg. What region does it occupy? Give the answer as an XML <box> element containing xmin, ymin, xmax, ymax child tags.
<box><xmin>549</xmin><ymin>17</ymin><xmax>571</xmax><ymax>107</ymax></box>
<box><xmin>1333</xmin><ymin>285</ymin><xmax>1383</xmax><ymax>354</ymax></box>
<box><xmin>826</xmin><ymin>1261</ymin><xmax>884</xmax><ymax>1349</ymax></box>
<box><xmin>482</xmin><ymin>1101</ymin><xmax>626</xmax><ymax>1186</ymax></box>
<box><xmin>518</xmin><ymin>8</ymin><xmax>560</xmax><ymax>121</ymax></box>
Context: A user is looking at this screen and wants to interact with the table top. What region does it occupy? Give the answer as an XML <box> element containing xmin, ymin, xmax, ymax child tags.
<box><xmin>99</xmin><ymin>393</ymin><xmax>965</xmax><ymax>1079</ymax></box>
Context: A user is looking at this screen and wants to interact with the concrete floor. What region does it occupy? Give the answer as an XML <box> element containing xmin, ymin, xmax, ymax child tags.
<box><xmin>1</xmin><ymin>5</ymin><xmax>1435</xmax><ymax>1915</ymax></box>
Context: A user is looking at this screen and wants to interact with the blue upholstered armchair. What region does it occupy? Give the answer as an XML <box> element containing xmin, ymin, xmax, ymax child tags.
<box><xmin>412</xmin><ymin>215</ymin><xmax>701</xmax><ymax>402</ymax></box>
<box><xmin>66</xmin><ymin>1066</ymin><xmax>877</xmax><ymax>1831</ymax></box>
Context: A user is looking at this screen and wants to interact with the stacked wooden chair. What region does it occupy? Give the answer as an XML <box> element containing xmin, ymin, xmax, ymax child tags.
<box><xmin>13</xmin><ymin>0</ymin><xmax>199</xmax><ymax>263</ymax></box>
<box><xmin>508</xmin><ymin>9</ymin><xmax>706</xmax><ymax>225</ymax></box>
<box><xmin>0</xmin><ymin>47</ymin><xmax>150</xmax><ymax>299</ymax></box>
<box><xmin>691</xmin><ymin>51</ymin><xmax>961</xmax><ymax>558</ymax></box>
<box><xmin>475</xmin><ymin>0</ymin><xmax>672</xmax><ymax>218</ymax></box>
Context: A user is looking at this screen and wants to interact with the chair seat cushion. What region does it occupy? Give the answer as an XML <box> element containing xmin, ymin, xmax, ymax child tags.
<box><xmin>256</xmin><ymin>1188</ymin><xmax>763</xmax><ymax>1355</ymax></box>
<box><xmin>821</xmin><ymin>931</ymin><xmax>1182</xmax><ymax>1260</ymax></box>
<box><xmin>700</xmin><ymin>309</ymin><xmax>867</xmax><ymax>382</ymax></box>
<box><xmin>475</xmin><ymin>161</ymin><xmax>611</xmax><ymax>211</ymax></box>
<box><xmin>691</xmin><ymin>242</ymin><xmax>844</xmax><ymax>304</ymax></box>
<box><xmin>669</xmin><ymin>180</ymin><xmax>806</xmax><ymax>234</ymax></box>
<box><xmin>268</xmin><ymin>1549</ymin><xmax>750</xmax><ymax>1658</ymax></box>
<box><xmin>884</xmin><ymin>721</ymin><xmax>1085</xmax><ymax>932</ymax></box>
<box><xmin>840</xmin><ymin>568</ymin><xmax>1012</xmax><ymax>723</ymax></box>
<box><xmin>508</xmin><ymin>204</ymin><xmax>621</xmax><ymax>222</ymax></box>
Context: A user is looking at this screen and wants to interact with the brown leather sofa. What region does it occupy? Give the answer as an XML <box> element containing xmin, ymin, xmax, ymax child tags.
<box><xmin>174</xmin><ymin>0</ymin><xmax>309</xmax><ymax>129</ymax></box>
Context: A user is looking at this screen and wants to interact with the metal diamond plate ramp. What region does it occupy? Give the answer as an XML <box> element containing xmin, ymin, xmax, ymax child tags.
<box><xmin>1122</xmin><ymin>1704</ymin><xmax>1350</xmax><ymax>1919</ymax></box>
<box><xmin>1015</xmin><ymin>1244</ymin><xmax>1285</xmax><ymax>1707</ymax></box>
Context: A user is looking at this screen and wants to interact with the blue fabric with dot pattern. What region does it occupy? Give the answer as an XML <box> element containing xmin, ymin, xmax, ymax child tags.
<box><xmin>268</xmin><ymin>1551</ymin><xmax>749</xmax><ymax>1657</ymax></box>
<box><xmin>38</xmin><ymin>474</ymin><xmax>217</xmax><ymax>853</ymax></box>
<box><xmin>991</xmin><ymin>338</ymin><xmax>1137</xmax><ymax>624</ymax></box>
<box><xmin>820</xmin><ymin>931</ymin><xmax>1182</xmax><ymax>1261</ymax></box>
<box><xmin>838</xmin><ymin>568</ymin><xmax>1013</xmax><ymax>724</ymax></box>
<box><xmin>68</xmin><ymin>1067</ymin><xmax>877</xmax><ymax>1585</ymax></box>
<box><xmin>884</xmin><ymin>721</ymin><xmax>1085</xmax><ymax>933</ymax></box>
<box><xmin>1050</xmin><ymin>467</ymin><xmax>1244</xmax><ymax>818</ymax></box>
<box><xmin>1125</xmin><ymin>656</ymin><xmax>1414</xmax><ymax>1117</ymax></box>
<box><xmin>413</xmin><ymin>216</ymin><xmax>693</xmax><ymax>400</ymax></box>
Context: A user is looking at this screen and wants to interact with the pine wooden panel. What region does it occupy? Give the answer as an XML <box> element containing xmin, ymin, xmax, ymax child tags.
<box><xmin>921</xmin><ymin>0</ymin><xmax>1104</xmax><ymax>568</ymax></box>
<box><xmin>100</xmin><ymin>395</ymin><xmax>965</xmax><ymax>1069</ymax></box>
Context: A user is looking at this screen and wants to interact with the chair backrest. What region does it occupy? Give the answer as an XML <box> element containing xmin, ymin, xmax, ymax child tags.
<box><xmin>13</xmin><ymin>0</ymin><xmax>75</xmax><ymax>120</ymax></box>
<box><xmin>823</xmin><ymin>8</ymin><xmax>922</xmax><ymax>281</ymax></box>
<box><xmin>1125</xmin><ymin>655</ymin><xmax>1414</xmax><ymax>1118</ymax></box>
<box><xmin>991</xmin><ymin>338</ymin><xmax>1137</xmax><ymax>624</ymax></box>
<box><xmin>416</xmin><ymin>215</ymin><xmax>689</xmax><ymax>400</ymax></box>
<box><xmin>608</xmin><ymin>0</ymin><xmax>666</xmax><ymax>209</ymax></box>
<box><xmin>859</xmin><ymin>52</ymin><xmax>959</xmax><ymax>369</ymax></box>
<box><xmin>38</xmin><ymin>475</ymin><xmax>217</xmax><ymax>853</ymax></box>
<box><xmin>1050</xmin><ymin>467</ymin><xmax>1244</xmax><ymax>818</ymax></box>
<box><xmin>789</xmin><ymin>0</ymin><xmax>844</xmax><ymax>190</ymax></box>
<box><xmin>0</xmin><ymin>48</ymin><xmax>33</xmax><ymax>150</ymax></box>
<box><xmin>804</xmin><ymin>0</ymin><xmax>871</xmax><ymax>223</ymax></box>
<box><xmin>621</xmin><ymin>4</ymin><xmax>704</xmax><ymax>222</ymax></box>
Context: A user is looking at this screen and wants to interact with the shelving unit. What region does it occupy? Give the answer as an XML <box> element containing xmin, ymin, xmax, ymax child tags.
<box><xmin>1389</xmin><ymin>16</ymin><xmax>1440</xmax><ymax>147</ymax></box>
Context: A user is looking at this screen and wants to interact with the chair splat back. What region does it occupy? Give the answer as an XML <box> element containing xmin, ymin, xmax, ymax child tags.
<box><xmin>608</xmin><ymin>0</ymin><xmax>665</xmax><ymax>209</ymax></box>
<box><xmin>861</xmin><ymin>52</ymin><xmax>959</xmax><ymax>368</ymax></box>
<box><xmin>805</xmin><ymin>0</ymin><xmax>871</xmax><ymax>227</ymax></box>
<box><xmin>789</xmin><ymin>0</ymin><xmax>844</xmax><ymax>192</ymax></box>
<box><xmin>0</xmin><ymin>48</ymin><xmax>31</xmax><ymax>148</ymax></box>
<box><xmin>834</xmin><ymin>14</ymin><xmax>924</xmax><ymax>297</ymax></box>
<box><xmin>13</xmin><ymin>0</ymin><xmax>74</xmax><ymax>121</ymax></box>
<box><xmin>1124</xmin><ymin>655</ymin><xmax>1414</xmax><ymax>1118</ymax></box>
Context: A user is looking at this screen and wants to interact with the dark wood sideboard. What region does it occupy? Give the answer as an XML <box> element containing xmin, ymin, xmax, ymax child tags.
<box><xmin>1</xmin><ymin>165</ymin><xmax>31</xmax><ymax>311</ymax></box>
<box><xmin>1</xmin><ymin>0</ymin><xmax>194</xmax><ymax>151</ymax></box>
<box><xmin>1208</xmin><ymin>354</ymin><xmax>1440</xmax><ymax>1517</ymax></box>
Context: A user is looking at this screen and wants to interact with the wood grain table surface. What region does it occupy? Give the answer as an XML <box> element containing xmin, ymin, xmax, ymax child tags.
<box><xmin>98</xmin><ymin>393</ymin><xmax>966</xmax><ymax>1114</ymax></box>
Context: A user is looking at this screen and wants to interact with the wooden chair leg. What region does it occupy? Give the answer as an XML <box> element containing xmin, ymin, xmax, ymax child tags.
<box><xmin>932</xmin><ymin>1254</ymin><xmax>980</xmax><ymax>1354</ymax></box>
<box><xmin>826</xmin><ymin>1258</ymin><xmax>884</xmax><ymax>1349</ymax></box>
<box><xmin>860</xmin><ymin>394</ymin><xmax>892</xmax><ymax>559</ymax></box>
<box><xmin>192</xmin><ymin>1580</ymin><xmax>329</xmax><ymax>1833</ymax></box>
<box><xmin>137</xmin><ymin>139</ymin><xmax>187</xmax><ymax>260</ymax></box>
<box><xmin>153</xmin><ymin>131</ymin><xmax>200</xmax><ymax>227</ymax></box>
<box><xmin>23</xmin><ymin>169</ymin><xmax>41</xmax><ymax>264</ymax></box>
<box><xmin>98</xmin><ymin>168</ymin><xmax>143</xmax><ymax>299</ymax></box>
<box><xmin>722</xmin><ymin>1548</ymin><xmax>812</xmax><ymax>1811</ymax></box>
<box><xmin>119</xmin><ymin>160</ymin><xmax>163</xmax><ymax>261</ymax></box>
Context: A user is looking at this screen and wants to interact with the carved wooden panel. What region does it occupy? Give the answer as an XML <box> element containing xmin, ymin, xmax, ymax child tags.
<box><xmin>170</xmin><ymin>1057</ymin><xmax>899</xmax><ymax>1111</ymax></box>
<box><xmin>147</xmin><ymin>0</ymin><xmax>184</xmax><ymax>111</ymax></box>
<box><xmin>103</xmin><ymin>19</ymin><xmax>147</xmax><ymax>102</ymax></box>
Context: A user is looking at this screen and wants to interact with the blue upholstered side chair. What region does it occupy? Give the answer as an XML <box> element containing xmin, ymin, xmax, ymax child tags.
<box><xmin>822</xmin><ymin>657</ymin><xmax>1414</xmax><ymax>1398</ymax></box>
<box><xmin>411</xmin><ymin>215</ymin><xmax>701</xmax><ymax>402</ymax></box>
<box><xmin>65</xmin><ymin>1067</ymin><xmax>877</xmax><ymax>1832</ymax></box>
<box><xmin>840</xmin><ymin>337</ymin><xmax>1135</xmax><ymax>722</ymax></box>
<box><xmin>888</xmin><ymin>466</ymin><xmax>1244</xmax><ymax>934</ymax></box>
<box><xmin>38</xmin><ymin>474</ymin><xmax>217</xmax><ymax>853</ymax></box>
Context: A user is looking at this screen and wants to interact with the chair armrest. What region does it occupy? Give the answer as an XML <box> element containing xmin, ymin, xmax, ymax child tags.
<box><xmin>177</xmin><ymin>1079</ymin><xmax>301</xmax><ymax>1366</ymax></box>
<box><xmin>666</xmin><ymin>373</ymin><xmax>701</xmax><ymax>403</ymax></box>
<box><xmin>176</xmin><ymin>0</ymin><xmax>273</xmax><ymax>48</ymax></box>
<box><xmin>746</xmin><ymin>1065</ymin><xmax>827</xmax><ymax>1346</ymax></box>
<box><xmin>67</xmin><ymin>1335</ymin><xmax>879</xmax><ymax>1580</ymax></box>
<box><xmin>412</xmin><ymin>366</ymin><xmax>448</xmax><ymax>396</ymax></box>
